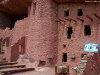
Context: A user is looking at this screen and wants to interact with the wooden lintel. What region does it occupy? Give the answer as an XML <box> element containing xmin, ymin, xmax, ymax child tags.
<box><xmin>86</xmin><ymin>15</ymin><xmax>93</xmax><ymax>21</ymax></box>
<box><xmin>94</xmin><ymin>14</ymin><xmax>100</xmax><ymax>19</ymax></box>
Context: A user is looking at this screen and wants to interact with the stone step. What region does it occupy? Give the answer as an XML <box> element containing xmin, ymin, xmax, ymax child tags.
<box><xmin>78</xmin><ymin>65</ymin><xmax>86</xmax><ymax>67</ymax></box>
<box><xmin>78</xmin><ymin>66</ymin><xmax>86</xmax><ymax>69</ymax></box>
<box><xmin>0</xmin><ymin>64</ymin><xmax>26</xmax><ymax>69</ymax></box>
<box><xmin>0</xmin><ymin>57</ymin><xmax>5</xmax><ymax>59</ymax></box>
<box><xmin>0</xmin><ymin>62</ymin><xmax>17</xmax><ymax>66</ymax></box>
<box><xmin>0</xmin><ymin>67</ymin><xmax>35</xmax><ymax>74</ymax></box>
<box><xmin>0</xmin><ymin>55</ymin><xmax>4</xmax><ymax>57</ymax></box>
<box><xmin>80</xmin><ymin>60</ymin><xmax>87</xmax><ymax>63</ymax></box>
<box><xmin>0</xmin><ymin>60</ymin><xmax>8</xmax><ymax>63</ymax></box>
<box><xmin>78</xmin><ymin>63</ymin><xmax>87</xmax><ymax>66</ymax></box>
<box><xmin>81</xmin><ymin>57</ymin><xmax>89</xmax><ymax>60</ymax></box>
<box><xmin>78</xmin><ymin>68</ymin><xmax>85</xmax><ymax>71</ymax></box>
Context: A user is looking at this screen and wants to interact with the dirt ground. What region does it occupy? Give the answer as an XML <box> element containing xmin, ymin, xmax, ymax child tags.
<box><xmin>5</xmin><ymin>67</ymin><xmax>55</xmax><ymax>75</ymax></box>
<box><xmin>2</xmin><ymin>62</ymin><xmax>55</xmax><ymax>75</ymax></box>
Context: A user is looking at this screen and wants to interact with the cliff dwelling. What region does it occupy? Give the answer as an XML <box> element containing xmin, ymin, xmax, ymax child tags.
<box><xmin>0</xmin><ymin>0</ymin><xmax>100</xmax><ymax>75</ymax></box>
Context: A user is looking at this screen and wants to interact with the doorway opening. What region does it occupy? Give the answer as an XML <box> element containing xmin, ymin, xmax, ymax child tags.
<box><xmin>62</xmin><ymin>53</ymin><xmax>67</xmax><ymax>62</ymax></box>
<box><xmin>84</xmin><ymin>25</ymin><xmax>91</xmax><ymax>36</ymax></box>
<box><xmin>78</xmin><ymin>9</ymin><xmax>83</xmax><ymax>16</ymax></box>
<box><xmin>67</xmin><ymin>27</ymin><xmax>72</xmax><ymax>39</ymax></box>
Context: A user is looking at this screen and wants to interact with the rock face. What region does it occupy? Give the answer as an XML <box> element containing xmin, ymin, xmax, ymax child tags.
<box><xmin>54</xmin><ymin>0</ymin><xmax>85</xmax><ymax>3</ymax></box>
<box><xmin>0</xmin><ymin>0</ymin><xmax>32</xmax><ymax>16</ymax></box>
<box><xmin>0</xmin><ymin>0</ymin><xmax>98</xmax><ymax>17</ymax></box>
<box><xmin>0</xmin><ymin>12</ymin><xmax>11</xmax><ymax>29</ymax></box>
<box><xmin>54</xmin><ymin>0</ymin><xmax>99</xmax><ymax>3</ymax></box>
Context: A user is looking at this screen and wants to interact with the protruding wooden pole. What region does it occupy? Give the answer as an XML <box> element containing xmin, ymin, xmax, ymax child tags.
<box><xmin>86</xmin><ymin>15</ymin><xmax>93</xmax><ymax>21</ymax></box>
<box><xmin>94</xmin><ymin>14</ymin><xmax>100</xmax><ymax>19</ymax></box>
<box><xmin>77</xmin><ymin>17</ymin><xmax>84</xmax><ymax>22</ymax></box>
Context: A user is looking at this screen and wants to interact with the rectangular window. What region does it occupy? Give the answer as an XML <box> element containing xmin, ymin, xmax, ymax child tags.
<box><xmin>78</xmin><ymin>9</ymin><xmax>83</xmax><ymax>16</ymax></box>
<box><xmin>67</xmin><ymin>27</ymin><xmax>72</xmax><ymax>39</ymax></box>
<box><xmin>62</xmin><ymin>53</ymin><xmax>67</xmax><ymax>62</ymax></box>
<box><xmin>84</xmin><ymin>26</ymin><xmax>91</xmax><ymax>36</ymax></box>
<box><xmin>65</xmin><ymin>10</ymin><xmax>69</xmax><ymax>17</ymax></box>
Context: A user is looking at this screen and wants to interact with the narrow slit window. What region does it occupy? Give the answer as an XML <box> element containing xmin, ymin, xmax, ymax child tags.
<box><xmin>78</xmin><ymin>9</ymin><xmax>83</xmax><ymax>16</ymax></box>
<box><xmin>62</xmin><ymin>53</ymin><xmax>67</xmax><ymax>62</ymax></box>
<box><xmin>84</xmin><ymin>26</ymin><xmax>91</xmax><ymax>36</ymax></box>
<box><xmin>67</xmin><ymin>27</ymin><xmax>72</xmax><ymax>39</ymax></box>
<box><xmin>65</xmin><ymin>10</ymin><xmax>69</xmax><ymax>17</ymax></box>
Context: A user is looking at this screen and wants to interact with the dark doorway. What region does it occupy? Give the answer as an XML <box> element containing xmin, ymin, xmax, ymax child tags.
<box><xmin>78</xmin><ymin>9</ymin><xmax>83</xmax><ymax>16</ymax></box>
<box><xmin>67</xmin><ymin>27</ymin><xmax>72</xmax><ymax>39</ymax></box>
<box><xmin>65</xmin><ymin>10</ymin><xmax>69</xmax><ymax>17</ymax></box>
<box><xmin>62</xmin><ymin>53</ymin><xmax>67</xmax><ymax>62</ymax></box>
<box><xmin>84</xmin><ymin>26</ymin><xmax>91</xmax><ymax>36</ymax></box>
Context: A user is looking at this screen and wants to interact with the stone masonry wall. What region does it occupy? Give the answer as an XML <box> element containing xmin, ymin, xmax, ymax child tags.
<box><xmin>84</xmin><ymin>54</ymin><xmax>100</xmax><ymax>75</ymax></box>
<box><xmin>26</xmin><ymin>0</ymin><xmax>58</xmax><ymax>66</ymax></box>
<box><xmin>3</xmin><ymin>1</ymin><xmax>100</xmax><ymax>70</ymax></box>
<box><xmin>5</xmin><ymin>37</ymin><xmax>26</xmax><ymax>62</ymax></box>
<box><xmin>4</xmin><ymin>17</ymin><xmax>30</xmax><ymax>61</ymax></box>
<box><xmin>57</xmin><ymin>3</ymin><xmax>100</xmax><ymax>69</ymax></box>
<box><xmin>9</xmin><ymin>17</ymin><xmax>30</xmax><ymax>46</ymax></box>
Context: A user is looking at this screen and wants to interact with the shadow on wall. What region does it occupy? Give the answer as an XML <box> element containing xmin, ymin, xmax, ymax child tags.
<box><xmin>11</xmin><ymin>37</ymin><xmax>26</xmax><ymax>62</ymax></box>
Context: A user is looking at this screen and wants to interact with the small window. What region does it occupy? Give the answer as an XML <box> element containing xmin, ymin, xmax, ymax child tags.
<box><xmin>62</xmin><ymin>53</ymin><xmax>67</xmax><ymax>62</ymax></box>
<box><xmin>65</xmin><ymin>10</ymin><xmax>69</xmax><ymax>17</ymax></box>
<box><xmin>63</xmin><ymin>44</ymin><xmax>66</xmax><ymax>48</ymax></box>
<box><xmin>78</xmin><ymin>9</ymin><xmax>83</xmax><ymax>16</ymax></box>
<box><xmin>67</xmin><ymin>27</ymin><xmax>72</xmax><ymax>39</ymax></box>
<box><xmin>84</xmin><ymin>26</ymin><xmax>91</xmax><ymax>36</ymax></box>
